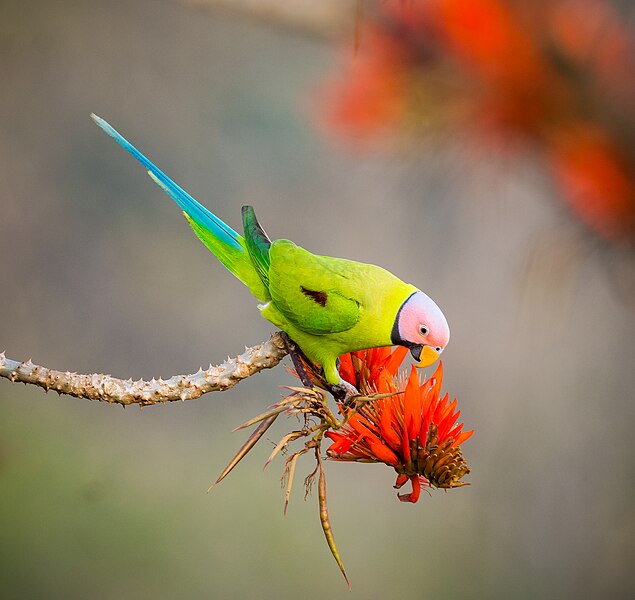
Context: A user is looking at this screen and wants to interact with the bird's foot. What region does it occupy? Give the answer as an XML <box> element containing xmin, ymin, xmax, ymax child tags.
<box><xmin>279</xmin><ymin>332</ymin><xmax>360</xmax><ymax>404</ymax></box>
<box><xmin>329</xmin><ymin>380</ymin><xmax>359</xmax><ymax>405</ymax></box>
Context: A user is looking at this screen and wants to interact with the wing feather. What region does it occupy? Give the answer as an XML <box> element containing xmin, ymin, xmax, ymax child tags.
<box><xmin>268</xmin><ymin>240</ymin><xmax>360</xmax><ymax>335</ymax></box>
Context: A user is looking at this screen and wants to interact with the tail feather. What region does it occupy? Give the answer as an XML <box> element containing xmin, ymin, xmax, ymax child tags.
<box><xmin>91</xmin><ymin>114</ymin><xmax>241</xmax><ymax>251</ymax></box>
<box><xmin>241</xmin><ymin>205</ymin><xmax>271</xmax><ymax>288</ymax></box>
<box><xmin>92</xmin><ymin>114</ymin><xmax>270</xmax><ymax>301</ymax></box>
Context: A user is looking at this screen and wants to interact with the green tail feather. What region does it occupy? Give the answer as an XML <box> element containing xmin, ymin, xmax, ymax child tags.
<box><xmin>241</xmin><ymin>206</ymin><xmax>271</xmax><ymax>288</ymax></box>
<box><xmin>182</xmin><ymin>213</ymin><xmax>270</xmax><ymax>302</ymax></box>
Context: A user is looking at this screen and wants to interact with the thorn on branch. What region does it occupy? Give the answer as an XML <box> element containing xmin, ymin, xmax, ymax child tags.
<box><xmin>0</xmin><ymin>333</ymin><xmax>289</xmax><ymax>406</ymax></box>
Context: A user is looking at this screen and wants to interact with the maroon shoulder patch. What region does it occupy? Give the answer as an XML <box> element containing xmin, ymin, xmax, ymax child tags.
<box><xmin>301</xmin><ymin>286</ymin><xmax>328</xmax><ymax>307</ymax></box>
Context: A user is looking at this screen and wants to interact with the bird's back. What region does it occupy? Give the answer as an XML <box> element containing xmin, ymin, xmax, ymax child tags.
<box><xmin>264</xmin><ymin>240</ymin><xmax>416</xmax><ymax>346</ymax></box>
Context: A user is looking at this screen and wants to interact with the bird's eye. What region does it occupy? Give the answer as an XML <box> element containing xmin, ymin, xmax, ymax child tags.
<box><xmin>419</xmin><ymin>325</ymin><xmax>429</xmax><ymax>337</ymax></box>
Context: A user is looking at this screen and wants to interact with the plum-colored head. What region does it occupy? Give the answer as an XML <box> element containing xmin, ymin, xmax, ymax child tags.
<box><xmin>391</xmin><ymin>290</ymin><xmax>450</xmax><ymax>367</ymax></box>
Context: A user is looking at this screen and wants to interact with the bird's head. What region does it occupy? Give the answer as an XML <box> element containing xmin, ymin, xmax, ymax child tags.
<box><xmin>391</xmin><ymin>290</ymin><xmax>450</xmax><ymax>368</ymax></box>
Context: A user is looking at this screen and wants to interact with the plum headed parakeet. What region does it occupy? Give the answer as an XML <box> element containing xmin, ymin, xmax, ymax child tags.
<box><xmin>92</xmin><ymin>114</ymin><xmax>449</xmax><ymax>387</ymax></box>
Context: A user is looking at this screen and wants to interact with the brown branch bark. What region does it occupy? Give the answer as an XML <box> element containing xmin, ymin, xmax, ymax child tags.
<box><xmin>0</xmin><ymin>333</ymin><xmax>288</xmax><ymax>406</ymax></box>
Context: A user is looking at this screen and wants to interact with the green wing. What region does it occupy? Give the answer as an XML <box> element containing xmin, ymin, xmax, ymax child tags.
<box><xmin>241</xmin><ymin>205</ymin><xmax>271</xmax><ymax>289</ymax></box>
<box><xmin>267</xmin><ymin>240</ymin><xmax>360</xmax><ymax>335</ymax></box>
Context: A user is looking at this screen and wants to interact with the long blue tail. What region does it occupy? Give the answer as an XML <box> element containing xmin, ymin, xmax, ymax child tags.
<box><xmin>91</xmin><ymin>114</ymin><xmax>241</xmax><ymax>251</ymax></box>
<box><xmin>92</xmin><ymin>114</ymin><xmax>270</xmax><ymax>301</ymax></box>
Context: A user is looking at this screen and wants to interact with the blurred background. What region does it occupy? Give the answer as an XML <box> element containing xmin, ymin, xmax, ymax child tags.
<box><xmin>1</xmin><ymin>1</ymin><xmax>634</xmax><ymax>598</ymax></box>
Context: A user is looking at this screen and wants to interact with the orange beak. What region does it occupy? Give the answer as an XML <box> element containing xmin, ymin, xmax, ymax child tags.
<box><xmin>416</xmin><ymin>346</ymin><xmax>441</xmax><ymax>368</ymax></box>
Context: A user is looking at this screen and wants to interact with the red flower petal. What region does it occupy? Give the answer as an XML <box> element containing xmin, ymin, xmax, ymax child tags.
<box><xmin>398</xmin><ymin>475</ymin><xmax>422</xmax><ymax>503</ymax></box>
<box><xmin>404</xmin><ymin>366</ymin><xmax>423</xmax><ymax>442</ymax></box>
<box><xmin>379</xmin><ymin>399</ymin><xmax>403</xmax><ymax>452</ymax></box>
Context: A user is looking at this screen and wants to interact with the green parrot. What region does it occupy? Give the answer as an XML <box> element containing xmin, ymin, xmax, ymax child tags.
<box><xmin>92</xmin><ymin>115</ymin><xmax>450</xmax><ymax>387</ymax></box>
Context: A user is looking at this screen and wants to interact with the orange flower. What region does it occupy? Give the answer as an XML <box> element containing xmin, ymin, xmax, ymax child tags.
<box><xmin>549</xmin><ymin>125</ymin><xmax>635</xmax><ymax>241</ymax></box>
<box><xmin>326</xmin><ymin>348</ymin><xmax>472</xmax><ymax>503</ymax></box>
<box><xmin>324</xmin><ymin>0</ymin><xmax>635</xmax><ymax>244</ymax></box>
<box><xmin>324</xmin><ymin>25</ymin><xmax>410</xmax><ymax>141</ymax></box>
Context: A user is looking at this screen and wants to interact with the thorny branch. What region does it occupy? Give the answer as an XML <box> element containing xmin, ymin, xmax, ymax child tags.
<box><xmin>0</xmin><ymin>332</ymin><xmax>288</xmax><ymax>406</ymax></box>
<box><xmin>1</xmin><ymin>330</ymin><xmax>352</xmax><ymax>582</ymax></box>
